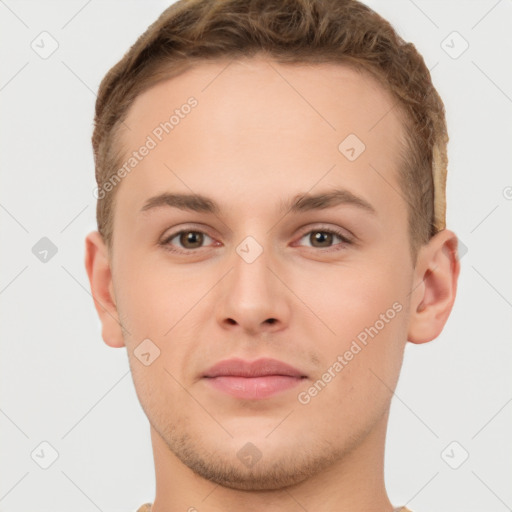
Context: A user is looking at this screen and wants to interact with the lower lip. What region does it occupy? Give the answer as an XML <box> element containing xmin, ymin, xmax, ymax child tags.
<box><xmin>204</xmin><ymin>375</ymin><xmax>304</xmax><ymax>400</ymax></box>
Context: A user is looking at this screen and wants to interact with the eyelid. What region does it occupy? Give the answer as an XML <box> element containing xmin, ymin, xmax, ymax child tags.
<box><xmin>161</xmin><ymin>223</ymin><xmax>217</xmax><ymax>242</ymax></box>
<box><xmin>295</xmin><ymin>223</ymin><xmax>354</xmax><ymax>243</ymax></box>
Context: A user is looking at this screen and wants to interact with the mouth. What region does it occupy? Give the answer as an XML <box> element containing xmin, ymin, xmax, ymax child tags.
<box><xmin>202</xmin><ymin>357</ymin><xmax>307</xmax><ymax>400</ymax></box>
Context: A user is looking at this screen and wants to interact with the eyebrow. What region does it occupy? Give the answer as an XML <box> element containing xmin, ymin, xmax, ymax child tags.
<box><xmin>140</xmin><ymin>188</ymin><xmax>376</xmax><ymax>216</ymax></box>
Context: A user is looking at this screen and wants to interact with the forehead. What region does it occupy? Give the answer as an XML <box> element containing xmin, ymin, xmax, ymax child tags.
<box><xmin>114</xmin><ymin>57</ymin><xmax>407</xmax><ymax>222</ymax></box>
<box><xmin>123</xmin><ymin>57</ymin><xmax>404</xmax><ymax>149</ymax></box>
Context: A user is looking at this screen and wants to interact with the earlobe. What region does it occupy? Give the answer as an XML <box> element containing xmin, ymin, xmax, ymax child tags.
<box><xmin>407</xmin><ymin>229</ymin><xmax>461</xmax><ymax>344</ymax></box>
<box><xmin>84</xmin><ymin>231</ymin><xmax>126</xmax><ymax>348</ymax></box>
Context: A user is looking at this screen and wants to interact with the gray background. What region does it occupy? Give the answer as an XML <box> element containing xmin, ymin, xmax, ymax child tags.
<box><xmin>1</xmin><ymin>1</ymin><xmax>511</xmax><ymax>511</ymax></box>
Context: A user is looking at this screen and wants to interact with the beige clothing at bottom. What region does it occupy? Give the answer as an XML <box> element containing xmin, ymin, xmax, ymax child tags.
<box><xmin>137</xmin><ymin>503</ymin><xmax>413</xmax><ymax>511</ymax></box>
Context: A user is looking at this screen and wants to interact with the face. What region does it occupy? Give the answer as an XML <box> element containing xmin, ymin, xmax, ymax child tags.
<box><xmin>106</xmin><ymin>57</ymin><xmax>417</xmax><ymax>490</ymax></box>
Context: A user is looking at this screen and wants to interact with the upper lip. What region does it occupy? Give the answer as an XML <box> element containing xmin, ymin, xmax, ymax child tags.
<box><xmin>203</xmin><ymin>358</ymin><xmax>306</xmax><ymax>378</ymax></box>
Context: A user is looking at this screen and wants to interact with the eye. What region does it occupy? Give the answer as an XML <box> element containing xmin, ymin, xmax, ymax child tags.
<box><xmin>296</xmin><ymin>227</ymin><xmax>352</xmax><ymax>250</ymax></box>
<box><xmin>161</xmin><ymin>229</ymin><xmax>215</xmax><ymax>252</ymax></box>
<box><xmin>159</xmin><ymin>226</ymin><xmax>352</xmax><ymax>255</ymax></box>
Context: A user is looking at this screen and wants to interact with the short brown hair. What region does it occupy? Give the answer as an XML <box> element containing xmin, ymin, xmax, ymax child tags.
<box><xmin>92</xmin><ymin>0</ymin><xmax>448</xmax><ymax>258</ymax></box>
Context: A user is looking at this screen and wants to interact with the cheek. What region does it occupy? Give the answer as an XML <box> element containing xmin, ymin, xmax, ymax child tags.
<box><xmin>114</xmin><ymin>261</ymin><xmax>210</xmax><ymax>396</ymax></box>
<box><xmin>128</xmin><ymin>356</ymin><xmax>194</xmax><ymax>436</ymax></box>
<box><xmin>114</xmin><ymin>258</ymin><xmax>202</xmax><ymax>340</ymax></box>
<box><xmin>292</xmin><ymin>260</ymin><xmax>410</xmax><ymax>400</ymax></box>
<box><xmin>294</xmin><ymin>290</ymin><xmax>409</xmax><ymax>439</ymax></box>
<box><xmin>295</xmin><ymin>261</ymin><xmax>409</xmax><ymax>341</ymax></box>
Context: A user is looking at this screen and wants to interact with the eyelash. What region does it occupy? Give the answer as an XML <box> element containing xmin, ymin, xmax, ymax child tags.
<box><xmin>159</xmin><ymin>225</ymin><xmax>353</xmax><ymax>255</ymax></box>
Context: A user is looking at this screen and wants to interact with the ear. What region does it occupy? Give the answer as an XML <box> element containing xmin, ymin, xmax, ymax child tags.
<box><xmin>84</xmin><ymin>231</ymin><xmax>126</xmax><ymax>348</ymax></box>
<box><xmin>407</xmin><ymin>229</ymin><xmax>461</xmax><ymax>344</ymax></box>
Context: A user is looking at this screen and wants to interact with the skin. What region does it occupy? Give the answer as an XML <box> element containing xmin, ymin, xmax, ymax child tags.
<box><xmin>85</xmin><ymin>57</ymin><xmax>460</xmax><ymax>512</ymax></box>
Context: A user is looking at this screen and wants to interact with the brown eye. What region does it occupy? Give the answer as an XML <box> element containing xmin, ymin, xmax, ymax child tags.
<box><xmin>296</xmin><ymin>228</ymin><xmax>351</xmax><ymax>250</ymax></box>
<box><xmin>162</xmin><ymin>230</ymin><xmax>214</xmax><ymax>252</ymax></box>
<box><xmin>309</xmin><ymin>231</ymin><xmax>334</xmax><ymax>248</ymax></box>
<box><xmin>179</xmin><ymin>231</ymin><xmax>204</xmax><ymax>249</ymax></box>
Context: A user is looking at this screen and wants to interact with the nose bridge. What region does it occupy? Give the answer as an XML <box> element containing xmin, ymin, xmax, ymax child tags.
<box><xmin>231</xmin><ymin>234</ymin><xmax>277</xmax><ymax>307</ymax></box>
<box><xmin>217</xmin><ymin>232</ymin><xmax>289</xmax><ymax>331</ymax></box>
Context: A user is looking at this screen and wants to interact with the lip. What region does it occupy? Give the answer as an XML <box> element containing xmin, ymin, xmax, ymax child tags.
<box><xmin>202</xmin><ymin>358</ymin><xmax>307</xmax><ymax>400</ymax></box>
<box><xmin>203</xmin><ymin>357</ymin><xmax>305</xmax><ymax>378</ymax></box>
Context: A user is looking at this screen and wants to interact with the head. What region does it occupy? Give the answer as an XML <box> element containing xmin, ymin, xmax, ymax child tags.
<box><xmin>86</xmin><ymin>0</ymin><xmax>459</xmax><ymax>492</ymax></box>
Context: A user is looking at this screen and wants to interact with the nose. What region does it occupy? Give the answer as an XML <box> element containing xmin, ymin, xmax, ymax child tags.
<box><xmin>216</xmin><ymin>241</ymin><xmax>291</xmax><ymax>336</ymax></box>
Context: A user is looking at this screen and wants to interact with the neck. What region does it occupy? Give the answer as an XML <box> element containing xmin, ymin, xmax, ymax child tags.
<box><xmin>149</xmin><ymin>411</ymin><xmax>394</xmax><ymax>512</ymax></box>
